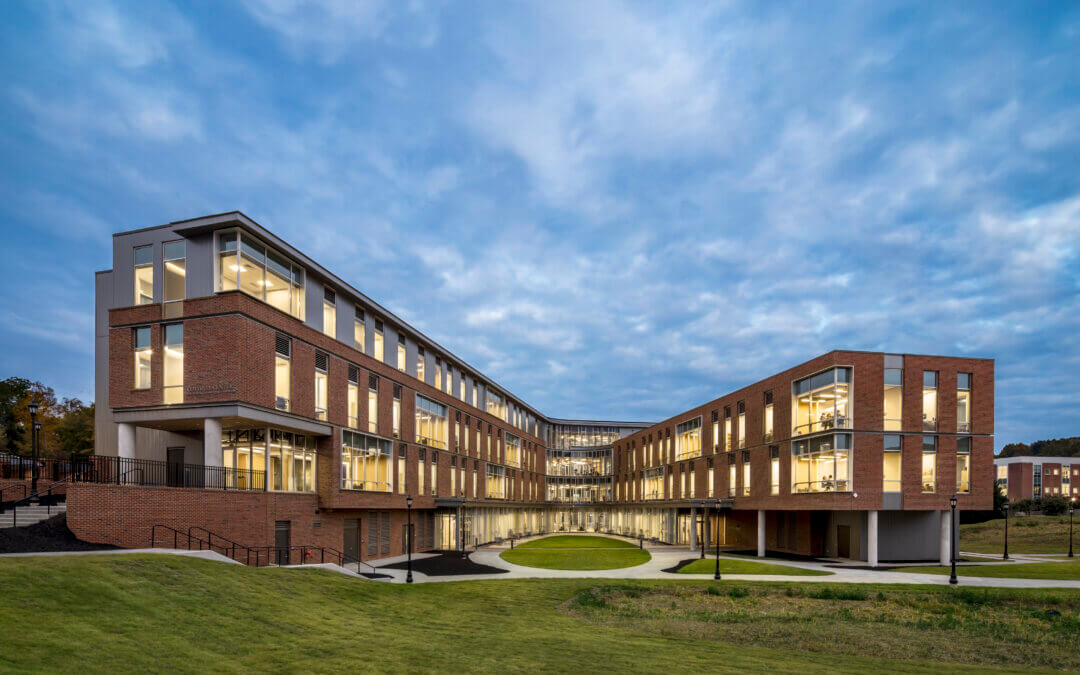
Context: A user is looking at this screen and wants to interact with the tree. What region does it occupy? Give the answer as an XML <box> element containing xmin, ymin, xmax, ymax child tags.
<box><xmin>0</xmin><ymin>377</ymin><xmax>34</xmax><ymax>454</ymax></box>
<box><xmin>993</xmin><ymin>480</ymin><xmax>1008</xmax><ymax>515</ymax></box>
<box><xmin>1042</xmin><ymin>496</ymin><xmax>1069</xmax><ymax>516</ymax></box>
<box><xmin>54</xmin><ymin>399</ymin><xmax>94</xmax><ymax>457</ymax></box>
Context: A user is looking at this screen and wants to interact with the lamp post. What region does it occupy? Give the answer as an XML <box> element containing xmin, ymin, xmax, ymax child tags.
<box><xmin>406</xmin><ymin>495</ymin><xmax>414</xmax><ymax>584</ymax></box>
<box><xmin>713</xmin><ymin>499</ymin><xmax>722</xmax><ymax>581</ymax></box>
<box><xmin>28</xmin><ymin>401</ymin><xmax>38</xmax><ymax>495</ymax></box>
<box><xmin>948</xmin><ymin>495</ymin><xmax>958</xmax><ymax>585</ymax></box>
<box><xmin>1069</xmin><ymin>498</ymin><xmax>1076</xmax><ymax>559</ymax></box>
<box><xmin>1002</xmin><ymin>502</ymin><xmax>1009</xmax><ymax>560</ymax></box>
<box><xmin>699</xmin><ymin>512</ymin><xmax>705</xmax><ymax>560</ymax></box>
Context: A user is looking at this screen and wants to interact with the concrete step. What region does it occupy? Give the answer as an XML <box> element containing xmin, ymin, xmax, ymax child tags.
<box><xmin>1</xmin><ymin>503</ymin><xmax>66</xmax><ymax>528</ymax></box>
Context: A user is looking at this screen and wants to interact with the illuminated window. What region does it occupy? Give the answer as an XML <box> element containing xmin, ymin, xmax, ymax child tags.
<box><xmin>163</xmin><ymin>324</ymin><xmax>183</xmax><ymax>404</ymax></box>
<box><xmin>397</xmin><ymin>446</ymin><xmax>406</xmax><ymax>494</ymax></box>
<box><xmin>163</xmin><ymin>240</ymin><xmax>185</xmax><ymax>309</ymax></box>
<box><xmin>486</xmin><ymin>464</ymin><xmax>506</xmax><ymax>499</ymax></box>
<box><xmin>956</xmin><ymin>437</ymin><xmax>971</xmax><ymax>492</ymax></box>
<box><xmin>347</xmin><ymin>365</ymin><xmax>360</xmax><ymax>428</ymax></box>
<box><xmin>341</xmin><ymin>430</ymin><xmax>391</xmax><ymax>492</ymax></box>
<box><xmin>417</xmin><ymin>449</ymin><xmax>425</xmax><ymax>495</ymax></box>
<box><xmin>134</xmin><ymin>245</ymin><xmax>153</xmax><ymax>305</ymax></box>
<box><xmin>921</xmin><ymin>435</ymin><xmax>936</xmax><ymax>492</ymax></box>
<box><xmin>724</xmin><ymin>407</ymin><xmax>732</xmax><ymax>451</ymax></box>
<box><xmin>763</xmin><ymin>392</ymin><xmax>774</xmax><ymax>442</ymax></box>
<box><xmin>883</xmin><ymin>434</ymin><xmax>901</xmax><ymax>492</ymax></box>
<box><xmin>505</xmin><ymin>433</ymin><xmax>522</xmax><ymax>468</ymax></box>
<box><xmin>728</xmin><ymin>455</ymin><xmax>736</xmax><ymax>497</ymax></box>
<box><xmin>770</xmin><ymin>446</ymin><xmax>780</xmax><ymax>495</ymax></box>
<box><xmin>417</xmin><ymin>346</ymin><xmax>425</xmax><ymax>382</ymax></box>
<box><xmin>486</xmin><ymin>390</ymin><xmax>506</xmax><ymax>421</ymax></box>
<box><xmin>737</xmin><ymin>401</ymin><xmax>746</xmax><ymax>449</ymax></box>
<box><xmin>922</xmin><ymin>371</ymin><xmax>938</xmax><ymax>431</ymax></box>
<box><xmin>793</xmin><ymin>367</ymin><xmax>852</xmax><ymax>436</ymax></box>
<box><xmin>274</xmin><ymin>334</ymin><xmax>290</xmax><ymax>411</ymax></box>
<box><xmin>314</xmin><ymin>352</ymin><xmax>328</xmax><ymax>421</ymax></box>
<box><xmin>884</xmin><ymin>368</ymin><xmax>902</xmax><ymax>430</ymax></box>
<box><xmin>392</xmin><ymin>384</ymin><xmax>401</xmax><ymax>438</ymax></box>
<box><xmin>216</xmin><ymin>231</ymin><xmax>304</xmax><ymax>320</ymax></box>
<box><xmin>956</xmin><ymin>373</ymin><xmax>972</xmax><ymax>433</ymax></box>
<box><xmin>268</xmin><ymin>430</ymin><xmax>316</xmax><ymax>492</ymax></box>
<box><xmin>675</xmin><ymin>417</ymin><xmax>702</xmax><ymax>460</ymax></box>
<box><xmin>712</xmin><ymin>411</ymin><xmax>719</xmax><ymax>450</ymax></box>
<box><xmin>133</xmin><ymin>326</ymin><xmax>151</xmax><ymax>389</ymax></box>
<box><xmin>374</xmin><ymin>320</ymin><xmax>384</xmax><ymax>362</ymax></box>
<box><xmin>367</xmin><ymin>374</ymin><xmax>378</xmax><ymax>434</ymax></box>
<box><xmin>742</xmin><ymin>451</ymin><xmax>751</xmax><ymax>496</ymax></box>
<box><xmin>397</xmin><ymin>334</ymin><xmax>406</xmax><ymax>371</ymax></box>
<box><xmin>416</xmin><ymin>395</ymin><xmax>448</xmax><ymax>449</ymax></box>
<box><xmin>791</xmin><ymin>434</ymin><xmax>852</xmax><ymax>493</ymax></box>
<box><xmin>323</xmin><ymin>288</ymin><xmax>337</xmax><ymax>339</ymax></box>
<box><xmin>435</xmin><ymin>358</ymin><xmax>442</xmax><ymax>391</ymax></box>
<box><xmin>354</xmin><ymin>308</ymin><xmax>366</xmax><ymax>353</ymax></box>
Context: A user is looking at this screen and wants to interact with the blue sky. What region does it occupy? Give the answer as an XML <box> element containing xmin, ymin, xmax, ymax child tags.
<box><xmin>0</xmin><ymin>2</ymin><xmax>1078</xmax><ymax>450</ymax></box>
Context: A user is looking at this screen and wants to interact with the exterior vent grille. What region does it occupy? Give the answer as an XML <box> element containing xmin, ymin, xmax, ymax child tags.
<box><xmin>355</xmin><ymin>306</ymin><xmax>365</xmax><ymax>321</ymax></box>
<box><xmin>348</xmin><ymin>365</ymin><xmax>360</xmax><ymax>383</ymax></box>
<box><xmin>369</xmin><ymin>374</ymin><xmax>378</xmax><ymax>390</ymax></box>
<box><xmin>275</xmin><ymin>333</ymin><xmax>290</xmax><ymax>357</ymax></box>
<box><xmin>393</xmin><ymin>384</ymin><xmax>402</xmax><ymax>398</ymax></box>
<box><xmin>315</xmin><ymin>352</ymin><xmax>328</xmax><ymax>372</ymax></box>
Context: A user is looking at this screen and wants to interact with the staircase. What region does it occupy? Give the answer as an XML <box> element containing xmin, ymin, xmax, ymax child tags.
<box><xmin>1</xmin><ymin>498</ymin><xmax>66</xmax><ymax>528</ymax></box>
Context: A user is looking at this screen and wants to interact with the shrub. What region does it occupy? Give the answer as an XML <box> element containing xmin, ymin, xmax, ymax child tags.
<box><xmin>706</xmin><ymin>585</ymin><xmax>721</xmax><ymax>596</ymax></box>
<box><xmin>727</xmin><ymin>587</ymin><xmax>749</xmax><ymax>599</ymax></box>
<box><xmin>807</xmin><ymin>586</ymin><xmax>868</xmax><ymax>601</ymax></box>
<box><xmin>1042</xmin><ymin>496</ymin><xmax>1069</xmax><ymax>516</ymax></box>
<box><xmin>1011</xmin><ymin>498</ymin><xmax>1035</xmax><ymax>514</ymax></box>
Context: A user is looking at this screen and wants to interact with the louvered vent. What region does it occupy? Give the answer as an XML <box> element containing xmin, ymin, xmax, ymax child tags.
<box><xmin>275</xmin><ymin>333</ymin><xmax>290</xmax><ymax>357</ymax></box>
<box><xmin>348</xmin><ymin>365</ymin><xmax>359</xmax><ymax>383</ymax></box>
<box><xmin>369</xmin><ymin>374</ymin><xmax>378</xmax><ymax>390</ymax></box>
<box><xmin>315</xmin><ymin>351</ymin><xmax>328</xmax><ymax>371</ymax></box>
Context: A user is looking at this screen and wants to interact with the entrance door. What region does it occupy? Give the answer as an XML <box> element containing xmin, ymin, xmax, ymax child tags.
<box><xmin>275</xmin><ymin>521</ymin><xmax>291</xmax><ymax>565</ymax></box>
<box><xmin>837</xmin><ymin>525</ymin><xmax>850</xmax><ymax>559</ymax></box>
<box><xmin>343</xmin><ymin>518</ymin><xmax>361</xmax><ymax>564</ymax></box>
<box><xmin>437</xmin><ymin>513</ymin><xmax>456</xmax><ymax>550</ymax></box>
<box><xmin>166</xmin><ymin>447</ymin><xmax>185</xmax><ymax>487</ymax></box>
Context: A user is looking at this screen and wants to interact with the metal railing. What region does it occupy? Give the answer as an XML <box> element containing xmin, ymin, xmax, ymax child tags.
<box><xmin>792</xmin><ymin>479</ymin><xmax>851</xmax><ymax>493</ymax></box>
<box><xmin>1</xmin><ymin>483</ymin><xmax>63</xmax><ymax>526</ymax></box>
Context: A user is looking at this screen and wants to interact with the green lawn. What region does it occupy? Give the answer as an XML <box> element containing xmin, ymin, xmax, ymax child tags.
<box><xmin>502</xmin><ymin>546</ymin><xmax>651</xmax><ymax>570</ymax></box>
<box><xmin>677</xmin><ymin>557</ymin><xmax>833</xmax><ymax>576</ymax></box>
<box><xmin>2</xmin><ymin>554</ymin><xmax>1080</xmax><ymax>672</ymax></box>
<box><xmin>516</xmin><ymin>535</ymin><xmax>638</xmax><ymax>549</ymax></box>
<box><xmin>960</xmin><ymin>517</ymin><xmax>1078</xmax><ymax>554</ymax></box>
<box><xmin>892</xmin><ymin>559</ymin><xmax>1080</xmax><ymax>580</ymax></box>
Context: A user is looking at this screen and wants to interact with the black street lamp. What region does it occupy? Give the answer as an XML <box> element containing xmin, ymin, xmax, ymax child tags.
<box><xmin>28</xmin><ymin>401</ymin><xmax>38</xmax><ymax>495</ymax></box>
<box><xmin>406</xmin><ymin>495</ymin><xmax>414</xmax><ymax>584</ymax></box>
<box><xmin>1002</xmin><ymin>501</ymin><xmax>1009</xmax><ymax>560</ymax></box>
<box><xmin>713</xmin><ymin>499</ymin><xmax>722</xmax><ymax>581</ymax></box>
<box><xmin>949</xmin><ymin>494</ymin><xmax>958</xmax><ymax>585</ymax></box>
<box><xmin>1069</xmin><ymin>498</ymin><xmax>1076</xmax><ymax>559</ymax></box>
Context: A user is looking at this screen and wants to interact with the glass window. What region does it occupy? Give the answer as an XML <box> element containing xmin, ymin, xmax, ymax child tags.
<box><xmin>737</xmin><ymin>401</ymin><xmax>746</xmax><ymax>449</ymax></box>
<box><xmin>347</xmin><ymin>367</ymin><xmax>359</xmax><ymax>429</ymax></box>
<box><xmin>416</xmin><ymin>347</ymin><xmax>425</xmax><ymax>382</ymax></box>
<box><xmin>956</xmin><ymin>437</ymin><xmax>971</xmax><ymax>493</ymax></box>
<box><xmin>416</xmin><ymin>395</ymin><xmax>448</xmax><ymax>449</ymax></box>
<box><xmin>793</xmin><ymin>367</ymin><xmax>852</xmax><ymax>436</ymax></box>
<box><xmin>435</xmin><ymin>359</ymin><xmax>442</xmax><ymax>391</ymax></box>
<box><xmin>791</xmin><ymin>433</ymin><xmax>853</xmax><ymax>493</ymax></box>
<box><xmin>216</xmin><ymin>230</ymin><xmax>304</xmax><ymax>320</ymax></box>
<box><xmin>314</xmin><ymin>353</ymin><xmax>328</xmax><ymax>421</ymax></box>
<box><xmin>922</xmin><ymin>371</ymin><xmax>938</xmax><ymax>431</ymax></box>
<box><xmin>770</xmin><ymin>447</ymin><xmax>780</xmax><ymax>495</ymax></box>
<box><xmin>392</xmin><ymin>385</ymin><xmax>401</xmax><ymax>438</ymax></box>
<box><xmin>957</xmin><ymin>373</ymin><xmax>971</xmax><ymax>433</ymax></box>
<box><xmin>921</xmin><ymin>435</ymin><xmax>936</xmax><ymax>492</ymax></box>
<box><xmin>486</xmin><ymin>390</ymin><xmax>506</xmax><ymax>421</ymax></box>
<box><xmin>323</xmin><ymin>289</ymin><xmax>337</xmax><ymax>339</ymax></box>
<box><xmin>163</xmin><ymin>324</ymin><xmax>183</xmax><ymax>404</ymax></box>
<box><xmin>675</xmin><ymin>417</ymin><xmax>702</xmax><ymax>460</ymax></box>
<box><xmin>505</xmin><ymin>433</ymin><xmax>522</xmax><ymax>468</ymax></box>
<box><xmin>397</xmin><ymin>447</ymin><xmax>406</xmax><ymax>494</ymax></box>
<box><xmin>134</xmin><ymin>245</ymin><xmax>153</xmax><ymax>305</ymax></box>
<box><xmin>397</xmin><ymin>334</ymin><xmax>406</xmax><ymax>371</ymax></box>
<box><xmin>265</xmin><ymin>251</ymin><xmax>292</xmax><ymax>315</ymax></box>
<box><xmin>742</xmin><ymin>458</ymin><xmax>751</xmax><ymax>497</ymax></box>
<box><xmin>274</xmin><ymin>335</ymin><xmax>290</xmax><ymax>411</ymax></box>
<box><xmin>268</xmin><ymin>430</ymin><xmax>316</xmax><ymax>492</ymax></box>
<box><xmin>486</xmin><ymin>464</ymin><xmax>507</xmax><ymax>499</ymax></box>
<box><xmin>374</xmin><ymin>321</ymin><xmax>385</xmax><ymax>362</ymax></box>
<box><xmin>163</xmin><ymin>240</ymin><xmax>185</xmax><ymax>304</ymax></box>
<box><xmin>724</xmin><ymin>409</ymin><xmax>732</xmax><ymax>451</ymax></box>
<box><xmin>712</xmin><ymin>412</ymin><xmax>719</xmax><ymax>450</ymax></box>
<box><xmin>1034</xmin><ymin>464</ymin><xmax>1042</xmax><ymax>497</ymax></box>
<box><xmin>728</xmin><ymin>458</ymin><xmax>736</xmax><ymax>498</ymax></box>
<box><xmin>133</xmin><ymin>326</ymin><xmax>151</xmax><ymax>389</ymax></box>
<box><xmin>883</xmin><ymin>434</ymin><xmax>901</xmax><ymax>492</ymax></box>
<box><xmin>368</xmin><ymin>375</ymin><xmax>378</xmax><ymax>433</ymax></box>
<box><xmin>341</xmin><ymin>430</ymin><xmax>391</xmax><ymax>492</ymax></box>
<box><xmin>417</xmin><ymin>449</ymin><xmax>425</xmax><ymax>495</ymax></box>
<box><xmin>354</xmin><ymin>309</ymin><xmax>366</xmax><ymax>353</ymax></box>
<box><xmin>883</xmin><ymin>368</ymin><xmax>902</xmax><ymax>431</ymax></box>
<box><xmin>763</xmin><ymin>392</ymin><xmax>774</xmax><ymax>443</ymax></box>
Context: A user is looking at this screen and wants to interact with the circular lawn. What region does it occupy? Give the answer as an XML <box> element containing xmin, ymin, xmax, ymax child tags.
<box><xmin>500</xmin><ymin>535</ymin><xmax>651</xmax><ymax>570</ymax></box>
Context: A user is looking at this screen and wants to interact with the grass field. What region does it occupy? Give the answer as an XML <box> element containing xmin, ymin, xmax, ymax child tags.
<box><xmin>961</xmin><ymin>516</ymin><xmax>1077</xmax><ymax>554</ymax></box>
<box><xmin>676</xmin><ymin>557</ymin><xmax>832</xmax><ymax>576</ymax></box>
<box><xmin>516</xmin><ymin>535</ymin><xmax>638</xmax><ymax>549</ymax></box>
<box><xmin>2</xmin><ymin>554</ymin><xmax>1080</xmax><ymax>672</ymax></box>
<box><xmin>502</xmin><ymin>535</ymin><xmax>650</xmax><ymax>570</ymax></box>
<box><xmin>892</xmin><ymin>559</ymin><xmax>1080</xmax><ymax>580</ymax></box>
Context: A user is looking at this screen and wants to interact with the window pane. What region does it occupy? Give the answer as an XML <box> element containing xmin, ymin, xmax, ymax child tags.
<box><xmin>265</xmin><ymin>252</ymin><xmax>291</xmax><ymax>314</ymax></box>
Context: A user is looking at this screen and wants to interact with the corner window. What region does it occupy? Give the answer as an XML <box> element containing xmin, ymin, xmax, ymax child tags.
<box><xmin>341</xmin><ymin>430</ymin><xmax>391</xmax><ymax>492</ymax></box>
<box><xmin>675</xmin><ymin>417</ymin><xmax>702</xmax><ymax>460</ymax></box>
<box><xmin>134</xmin><ymin>245</ymin><xmax>153</xmax><ymax>305</ymax></box>
<box><xmin>957</xmin><ymin>373</ymin><xmax>971</xmax><ymax>433</ymax></box>
<box><xmin>791</xmin><ymin>433</ymin><xmax>852</xmax><ymax>493</ymax></box>
<box><xmin>793</xmin><ymin>367</ymin><xmax>852</xmax><ymax>436</ymax></box>
<box><xmin>133</xmin><ymin>327</ymin><xmax>151</xmax><ymax>389</ymax></box>
<box><xmin>163</xmin><ymin>324</ymin><xmax>183</xmax><ymax>404</ymax></box>
<box><xmin>163</xmin><ymin>240</ymin><xmax>185</xmax><ymax>306</ymax></box>
<box><xmin>416</xmin><ymin>395</ymin><xmax>447</xmax><ymax>449</ymax></box>
<box><xmin>216</xmin><ymin>230</ymin><xmax>305</xmax><ymax>320</ymax></box>
<box><xmin>268</xmin><ymin>430</ymin><xmax>316</xmax><ymax>492</ymax></box>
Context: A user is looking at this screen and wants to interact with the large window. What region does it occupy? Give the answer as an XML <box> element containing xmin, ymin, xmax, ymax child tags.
<box><xmin>486</xmin><ymin>390</ymin><xmax>506</xmax><ymax>421</ymax></box>
<box><xmin>549</xmin><ymin>424</ymin><xmax>621</xmax><ymax>449</ymax></box>
<box><xmin>791</xmin><ymin>433</ymin><xmax>852</xmax><ymax>493</ymax></box>
<box><xmin>957</xmin><ymin>373</ymin><xmax>972</xmax><ymax>433</ymax></box>
<box><xmin>793</xmin><ymin>367</ymin><xmax>852</xmax><ymax>436</ymax></box>
<box><xmin>392</xmin><ymin>385</ymin><xmax>401</xmax><ymax>438</ymax></box>
<box><xmin>416</xmin><ymin>395</ymin><xmax>448</xmax><ymax>449</ymax></box>
<box><xmin>396</xmin><ymin>334</ymin><xmax>406</xmax><ymax>371</ymax></box>
<box><xmin>347</xmin><ymin>365</ymin><xmax>359</xmax><ymax>428</ymax></box>
<box><xmin>737</xmin><ymin>401</ymin><xmax>746</xmax><ymax>449</ymax></box>
<box><xmin>163</xmin><ymin>324</ymin><xmax>183</xmax><ymax>404</ymax></box>
<box><xmin>728</xmin><ymin>455</ymin><xmax>736</xmax><ymax>497</ymax></box>
<box><xmin>314</xmin><ymin>352</ymin><xmax>328</xmax><ymax>421</ymax></box>
<box><xmin>956</xmin><ymin>437</ymin><xmax>971</xmax><ymax>493</ymax></box>
<box><xmin>323</xmin><ymin>288</ymin><xmax>336</xmax><ymax>338</ymax></box>
<box><xmin>221</xmin><ymin>429</ymin><xmax>266</xmax><ymax>489</ymax></box>
<box><xmin>770</xmin><ymin>446</ymin><xmax>780</xmax><ymax>495</ymax></box>
<box><xmin>505</xmin><ymin>433</ymin><xmax>522</xmax><ymax>468</ymax></box>
<box><xmin>274</xmin><ymin>334</ymin><xmax>290</xmax><ymax>411</ymax></box>
<box><xmin>921</xmin><ymin>435</ymin><xmax>936</xmax><ymax>492</ymax></box>
<box><xmin>486</xmin><ymin>464</ymin><xmax>506</xmax><ymax>499</ymax></box>
<box><xmin>764</xmin><ymin>392</ymin><xmax>774</xmax><ymax>442</ymax></box>
<box><xmin>883</xmin><ymin>433</ymin><xmax>901</xmax><ymax>492</ymax></box>
<box><xmin>269</xmin><ymin>429</ymin><xmax>316</xmax><ymax>492</ymax></box>
<box><xmin>216</xmin><ymin>231</ymin><xmax>304</xmax><ymax>320</ymax></box>
<box><xmin>374</xmin><ymin>321</ymin><xmax>384</xmax><ymax>362</ymax></box>
<box><xmin>341</xmin><ymin>430</ymin><xmax>391</xmax><ymax>492</ymax></box>
<box><xmin>724</xmin><ymin>408</ymin><xmax>732</xmax><ymax>451</ymax></box>
<box><xmin>134</xmin><ymin>245</ymin><xmax>153</xmax><ymax>305</ymax></box>
<box><xmin>742</xmin><ymin>452</ymin><xmax>751</xmax><ymax>496</ymax></box>
<box><xmin>354</xmin><ymin>308</ymin><xmax>365</xmax><ymax>353</ymax></box>
<box><xmin>675</xmin><ymin>417</ymin><xmax>702</xmax><ymax>460</ymax></box>
<box><xmin>133</xmin><ymin>326</ymin><xmax>151</xmax><ymax>389</ymax></box>
<box><xmin>368</xmin><ymin>374</ymin><xmax>378</xmax><ymax>433</ymax></box>
<box><xmin>922</xmin><ymin>371</ymin><xmax>938</xmax><ymax>431</ymax></box>
<box><xmin>163</xmin><ymin>240</ymin><xmax>185</xmax><ymax>309</ymax></box>
<box><xmin>644</xmin><ymin>467</ymin><xmax>664</xmax><ymax>500</ymax></box>
<box><xmin>884</xmin><ymin>368</ymin><xmax>902</xmax><ymax>431</ymax></box>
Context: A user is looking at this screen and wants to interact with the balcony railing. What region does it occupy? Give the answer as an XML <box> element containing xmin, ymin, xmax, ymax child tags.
<box><xmin>792</xmin><ymin>479</ymin><xmax>851</xmax><ymax>494</ymax></box>
<box><xmin>793</xmin><ymin>416</ymin><xmax>851</xmax><ymax>436</ymax></box>
<box><xmin>1</xmin><ymin>454</ymin><xmax>266</xmax><ymax>490</ymax></box>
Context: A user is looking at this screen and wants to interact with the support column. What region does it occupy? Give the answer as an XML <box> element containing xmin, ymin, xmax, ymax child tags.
<box><xmin>689</xmin><ymin>507</ymin><xmax>698</xmax><ymax>552</ymax></box>
<box><xmin>117</xmin><ymin>423</ymin><xmax>136</xmax><ymax>459</ymax></box>
<box><xmin>867</xmin><ymin>510</ymin><xmax>879</xmax><ymax>568</ymax></box>
<box><xmin>203</xmin><ymin>418</ymin><xmax>223</xmax><ymax>466</ymax></box>
<box><xmin>939</xmin><ymin>509</ymin><xmax>951</xmax><ymax>566</ymax></box>
<box><xmin>757</xmin><ymin>509</ymin><xmax>766</xmax><ymax>557</ymax></box>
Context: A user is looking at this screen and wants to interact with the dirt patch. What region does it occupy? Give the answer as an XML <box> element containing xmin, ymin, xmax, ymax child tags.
<box><xmin>0</xmin><ymin>514</ymin><xmax>118</xmax><ymax>554</ymax></box>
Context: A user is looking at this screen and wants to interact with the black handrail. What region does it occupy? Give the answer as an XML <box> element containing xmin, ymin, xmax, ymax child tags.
<box><xmin>1</xmin><ymin>483</ymin><xmax>62</xmax><ymax>526</ymax></box>
<box><xmin>0</xmin><ymin>483</ymin><xmax>28</xmax><ymax>506</ymax></box>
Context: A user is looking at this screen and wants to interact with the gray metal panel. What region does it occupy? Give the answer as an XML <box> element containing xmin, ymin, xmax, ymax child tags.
<box><xmin>112</xmin><ymin>403</ymin><xmax>334</xmax><ymax>435</ymax></box>
<box><xmin>304</xmin><ymin>277</ymin><xmax>322</xmax><ymax>332</ymax></box>
<box><xmin>878</xmin><ymin>510</ymin><xmax>940</xmax><ymax>562</ymax></box>
<box><xmin>94</xmin><ymin>270</ymin><xmax>115</xmax><ymax>457</ymax></box>
<box><xmin>185</xmin><ymin>232</ymin><xmax>214</xmax><ymax>299</ymax></box>
<box><xmin>882</xmin><ymin>493</ymin><xmax>903</xmax><ymax>510</ymax></box>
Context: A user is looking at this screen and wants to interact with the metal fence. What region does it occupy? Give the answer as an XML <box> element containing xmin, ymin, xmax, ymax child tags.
<box><xmin>0</xmin><ymin>454</ymin><xmax>266</xmax><ymax>491</ymax></box>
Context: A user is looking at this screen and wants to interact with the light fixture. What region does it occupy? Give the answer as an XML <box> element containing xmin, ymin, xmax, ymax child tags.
<box><xmin>165</xmin><ymin>261</ymin><xmax>186</xmax><ymax>275</ymax></box>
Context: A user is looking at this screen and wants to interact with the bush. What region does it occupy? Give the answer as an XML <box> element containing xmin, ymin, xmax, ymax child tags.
<box><xmin>1011</xmin><ymin>498</ymin><xmax>1035</xmax><ymax>514</ymax></box>
<box><xmin>807</xmin><ymin>586</ymin><xmax>868</xmax><ymax>601</ymax></box>
<box><xmin>727</xmin><ymin>587</ymin><xmax>749</xmax><ymax>599</ymax></box>
<box><xmin>1042</xmin><ymin>496</ymin><xmax>1069</xmax><ymax>516</ymax></box>
<box><xmin>706</xmin><ymin>585</ymin><xmax>721</xmax><ymax>596</ymax></box>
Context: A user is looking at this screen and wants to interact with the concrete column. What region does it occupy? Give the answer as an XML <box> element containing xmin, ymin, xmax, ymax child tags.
<box><xmin>939</xmin><ymin>509</ymin><xmax>951</xmax><ymax>566</ymax></box>
<box><xmin>117</xmin><ymin>423</ymin><xmax>136</xmax><ymax>459</ymax></box>
<box><xmin>689</xmin><ymin>507</ymin><xmax>697</xmax><ymax>551</ymax></box>
<box><xmin>867</xmin><ymin>510</ymin><xmax>879</xmax><ymax>568</ymax></box>
<box><xmin>203</xmin><ymin>418</ymin><xmax>223</xmax><ymax>466</ymax></box>
<box><xmin>757</xmin><ymin>509</ymin><xmax>766</xmax><ymax>557</ymax></box>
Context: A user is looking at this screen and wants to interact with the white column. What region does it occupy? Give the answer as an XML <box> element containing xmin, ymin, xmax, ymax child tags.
<box><xmin>117</xmin><ymin>423</ymin><xmax>136</xmax><ymax>459</ymax></box>
<box><xmin>203</xmin><ymin>418</ymin><xmax>223</xmax><ymax>466</ymax></box>
<box><xmin>939</xmin><ymin>509</ymin><xmax>951</xmax><ymax>566</ymax></box>
<box><xmin>757</xmin><ymin>509</ymin><xmax>766</xmax><ymax>557</ymax></box>
<box><xmin>689</xmin><ymin>507</ymin><xmax>698</xmax><ymax>552</ymax></box>
<box><xmin>867</xmin><ymin>510</ymin><xmax>879</xmax><ymax>568</ymax></box>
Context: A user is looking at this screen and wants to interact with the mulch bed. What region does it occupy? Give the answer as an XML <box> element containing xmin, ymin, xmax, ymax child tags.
<box><xmin>0</xmin><ymin>514</ymin><xmax>118</xmax><ymax>554</ymax></box>
<box><xmin>379</xmin><ymin>552</ymin><xmax>508</xmax><ymax>576</ymax></box>
<box><xmin>661</xmin><ymin>558</ymin><xmax>704</xmax><ymax>573</ymax></box>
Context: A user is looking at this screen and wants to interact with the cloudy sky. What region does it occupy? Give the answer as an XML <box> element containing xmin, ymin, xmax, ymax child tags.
<box><xmin>1</xmin><ymin>1</ymin><xmax>1078</xmax><ymax>449</ymax></box>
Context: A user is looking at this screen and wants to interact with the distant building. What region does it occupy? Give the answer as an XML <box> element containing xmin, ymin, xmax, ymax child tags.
<box><xmin>994</xmin><ymin>456</ymin><xmax>1079</xmax><ymax>501</ymax></box>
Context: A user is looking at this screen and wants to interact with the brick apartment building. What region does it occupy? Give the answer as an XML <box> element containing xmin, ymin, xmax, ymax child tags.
<box><xmin>83</xmin><ymin>212</ymin><xmax>994</xmax><ymax>566</ymax></box>
<box><xmin>995</xmin><ymin>456</ymin><xmax>1080</xmax><ymax>502</ymax></box>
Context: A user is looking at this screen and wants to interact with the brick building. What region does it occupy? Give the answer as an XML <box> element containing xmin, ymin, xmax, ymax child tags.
<box><xmin>84</xmin><ymin>212</ymin><xmax>994</xmax><ymax>566</ymax></box>
<box><xmin>994</xmin><ymin>456</ymin><xmax>1080</xmax><ymax>502</ymax></box>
